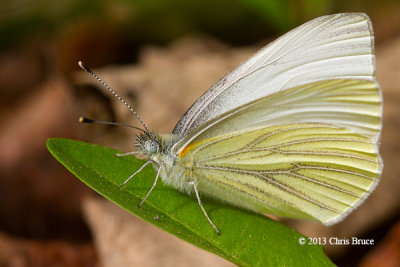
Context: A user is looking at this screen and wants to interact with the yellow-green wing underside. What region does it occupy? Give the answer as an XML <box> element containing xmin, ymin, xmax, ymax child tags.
<box><xmin>179</xmin><ymin>124</ymin><xmax>380</xmax><ymax>225</ymax></box>
<box><xmin>176</xmin><ymin>79</ymin><xmax>382</xmax><ymax>225</ymax></box>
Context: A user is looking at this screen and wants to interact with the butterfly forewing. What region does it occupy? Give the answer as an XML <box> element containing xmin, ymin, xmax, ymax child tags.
<box><xmin>173</xmin><ymin>79</ymin><xmax>382</xmax><ymax>155</ymax></box>
<box><xmin>173</xmin><ymin>13</ymin><xmax>375</xmax><ymax>137</ymax></box>
<box><xmin>178</xmin><ymin>123</ymin><xmax>380</xmax><ymax>224</ymax></box>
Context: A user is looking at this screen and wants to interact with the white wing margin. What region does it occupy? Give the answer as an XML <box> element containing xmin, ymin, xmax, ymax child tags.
<box><xmin>173</xmin><ymin>13</ymin><xmax>375</xmax><ymax>137</ymax></box>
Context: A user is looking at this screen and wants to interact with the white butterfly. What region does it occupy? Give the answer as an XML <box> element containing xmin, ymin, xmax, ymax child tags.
<box><xmin>80</xmin><ymin>12</ymin><xmax>382</xmax><ymax>234</ymax></box>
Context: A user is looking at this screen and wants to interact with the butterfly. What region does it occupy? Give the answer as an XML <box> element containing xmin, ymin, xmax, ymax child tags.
<box><xmin>79</xmin><ymin>12</ymin><xmax>382</xmax><ymax>234</ymax></box>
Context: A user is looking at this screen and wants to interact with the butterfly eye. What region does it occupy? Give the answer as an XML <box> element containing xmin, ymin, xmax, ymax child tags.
<box><xmin>145</xmin><ymin>140</ymin><xmax>159</xmax><ymax>154</ymax></box>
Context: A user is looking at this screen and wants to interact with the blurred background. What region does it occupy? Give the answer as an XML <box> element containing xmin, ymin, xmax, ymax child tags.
<box><xmin>1</xmin><ymin>0</ymin><xmax>400</xmax><ymax>266</ymax></box>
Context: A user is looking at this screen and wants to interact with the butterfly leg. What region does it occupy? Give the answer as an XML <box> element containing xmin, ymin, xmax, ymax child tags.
<box><xmin>189</xmin><ymin>182</ymin><xmax>220</xmax><ymax>235</ymax></box>
<box><xmin>138</xmin><ymin>163</ymin><xmax>163</xmax><ymax>207</ymax></box>
<box><xmin>120</xmin><ymin>160</ymin><xmax>153</xmax><ymax>189</ymax></box>
<box><xmin>115</xmin><ymin>151</ymin><xmax>140</xmax><ymax>157</ymax></box>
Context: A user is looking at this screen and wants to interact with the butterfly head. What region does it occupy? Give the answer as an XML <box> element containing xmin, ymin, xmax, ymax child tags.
<box><xmin>135</xmin><ymin>132</ymin><xmax>161</xmax><ymax>156</ymax></box>
<box><xmin>145</xmin><ymin>139</ymin><xmax>159</xmax><ymax>154</ymax></box>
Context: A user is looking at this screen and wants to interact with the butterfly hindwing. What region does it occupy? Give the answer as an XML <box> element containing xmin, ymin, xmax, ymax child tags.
<box><xmin>178</xmin><ymin>123</ymin><xmax>381</xmax><ymax>224</ymax></box>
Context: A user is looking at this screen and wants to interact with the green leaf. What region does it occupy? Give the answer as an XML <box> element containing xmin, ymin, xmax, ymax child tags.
<box><xmin>46</xmin><ymin>138</ymin><xmax>334</xmax><ymax>267</ymax></box>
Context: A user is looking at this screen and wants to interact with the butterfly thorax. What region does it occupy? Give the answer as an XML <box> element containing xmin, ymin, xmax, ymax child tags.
<box><xmin>135</xmin><ymin>132</ymin><xmax>192</xmax><ymax>193</ymax></box>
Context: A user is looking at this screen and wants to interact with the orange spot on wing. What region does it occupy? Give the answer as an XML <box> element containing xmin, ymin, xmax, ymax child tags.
<box><xmin>179</xmin><ymin>139</ymin><xmax>209</xmax><ymax>157</ymax></box>
<box><xmin>179</xmin><ymin>143</ymin><xmax>195</xmax><ymax>157</ymax></box>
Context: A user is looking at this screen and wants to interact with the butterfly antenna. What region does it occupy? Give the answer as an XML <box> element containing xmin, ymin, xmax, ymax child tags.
<box><xmin>78</xmin><ymin>61</ymin><xmax>150</xmax><ymax>135</ymax></box>
<box><xmin>78</xmin><ymin>117</ymin><xmax>147</xmax><ymax>134</ymax></box>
